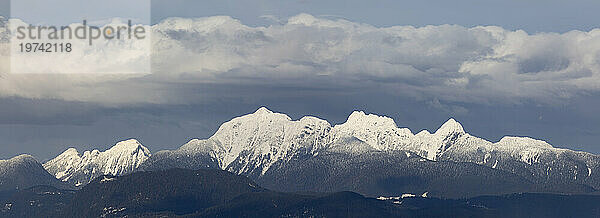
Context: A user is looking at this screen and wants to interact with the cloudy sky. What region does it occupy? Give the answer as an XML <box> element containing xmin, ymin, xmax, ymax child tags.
<box><xmin>1</xmin><ymin>0</ymin><xmax>600</xmax><ymax>160</ymax></box>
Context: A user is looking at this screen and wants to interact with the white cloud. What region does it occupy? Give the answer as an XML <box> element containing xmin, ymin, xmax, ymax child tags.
<box><xmin>1</xmin><ymin>14</ymin><xmax>600</xmax><ymax>105</ymax></box>
<box><xmin>7</xmin><ymin>19</ymin><xmax>151</xmax><ymax>75</ymax></box>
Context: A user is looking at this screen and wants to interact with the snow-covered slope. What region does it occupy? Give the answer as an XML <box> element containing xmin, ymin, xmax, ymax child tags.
<box><xmin>330</xmin><ymin>112</ymin><xmax>472</xmax><ymax>160</ymax></box>
<box><xmin>437</xmin><ymin>135</ymin><xmax>600</xmax><ymax>188</ymax></box>
<box><xmin>43</xmin><ymin>139</ymin><xmax>151</xmax><ymax>187</ymax></box>
<box><xmin>331</xmin><ymin>110</ymin><xmax>600</xmax><ymax>188</ymax></box>
<box><xmin>47</xmin><ymin>107</ymin><xmax>600</xmax><ymax>190</ymax></box>
<box><xmin>142</xmin><ymin>107</ymin><xmax>334</xmax><ymax>177</ymax></box>
<box><xmin>154</xmin><ymin>107</ymin><xmax>463</xmax><ymax>176</ymax></box>
<box><xmin>142</xmin><ymin>107</ymin><xmax>600</xmax><ymax>191</ymax></box>
<box><xmin>0</xmin><ymin>155</ymin><xmax>71</xmax><ymax>191</ymax></box>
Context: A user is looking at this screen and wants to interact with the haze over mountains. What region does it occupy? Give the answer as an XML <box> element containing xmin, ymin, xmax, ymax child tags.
<box><xmin>18</xmin><ymin>107</ymin><xmax>593</xmax><ymax>198</ymax></box>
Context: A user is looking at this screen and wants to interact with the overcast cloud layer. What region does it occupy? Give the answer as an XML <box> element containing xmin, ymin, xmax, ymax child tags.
<box><xmin>1</xmin><ymin>14</ymin><xmax>600</xmax><ymax>106</ymax></box>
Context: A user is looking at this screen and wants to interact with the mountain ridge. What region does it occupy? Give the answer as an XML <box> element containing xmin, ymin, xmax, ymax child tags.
<box><xmin>43</xmin><ymin>139</ymin><xmax>151</xmax><ymax>187</ymax></box>
<box><xmin>38</xmin><ymin>107</ymin><xmax>600</xmax><ymax>196</ymax></box>
<box><xmin>138</xmin><ymin>107</ymin><xmax>600</xmax><ymax>197</ymax></box>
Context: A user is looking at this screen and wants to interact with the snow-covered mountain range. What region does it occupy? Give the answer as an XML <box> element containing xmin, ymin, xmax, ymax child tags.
<box><xmin>145</xmin><ymin>108</ymin><xmax>467</xmax><ymax>176</ymax></box>
<box><xmin>36</xmin><ymin>107</ymin><xmax>600</xmax><ymax>195</ymax></box>
<box><xmin>141</xmin><ymin>107</ymin><xmax>600</xmax><ymax>190</ymax></box>
<box><xmin>43</xmin><ymin>139</ymin><xmax>151</xmax><ymax>186</ymax></box>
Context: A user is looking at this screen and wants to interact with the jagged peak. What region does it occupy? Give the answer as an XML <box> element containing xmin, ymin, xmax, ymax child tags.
<box><xmin>106</xmin><ymin>139</ymin><xmax>151</xmax><ymax>156</ymax></box>
<box><xmin>342</xmin><ymin>111</ymin><xmax>398</xmax><ymax>129</ymax></box>
<box><xmin>60</xmin><ymin>148</ymin><xmax>80</xmax><ymax>156</ymax></box>
<box><xmin>114</xmin><ymin>138</ymin><xmax>142</xmax><ymax>146</ymax></box>
<box><xmin>416</xmin><ymin>129</ymin><xmax>431</xmax><ymax>136</ymax></box>
<box><xmin>42</xmin><ymin>148</ymin><xmax>82</xmax><ymax>169</ymax></box>
<box><xmin>82</xmin><ymin>150</ymin><xmax>101</xmax><ymax>158</ymax></box>
<box><xmin>49</xmin><ymin>148</ymin><xmax>82</xmax><ymax>161</ymax></box>
<box><xmin>348</xmin><ymin>111</ymin><xmax>366</xmax><ymax>118</ymax></box>
<box><xmin>217</xmin><ymin>107</ymin><xmax>291</xmax><ymax>128</ymax></box>
<box><xmin>435</xmin><ymin>118</ymin><xmax>465</xmax><ymax>136</ymax></box>
<box><xmin>254</xmin><ymin>107</ymin><xmax>273</xmax><ymax>115</ymax></box>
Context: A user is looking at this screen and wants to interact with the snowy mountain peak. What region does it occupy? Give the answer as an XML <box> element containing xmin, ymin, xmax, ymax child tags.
<box><xmin>254</xmin><ymin>107</ymin><xmax>273</xmax><ymax>115</ymax></box>
<box><xmin>53</xmin><ymin>148</ymin><xmax>82</xmax><ymax>161</ymax></box>
<box><xmin>202</xmin><ymin>108</ymin><xmax>334</xmax><ymax>175</ymax></box>
<box><xmin>416</xmin><ymin>130</ymin><xmax>431</xmax><ymax>136</ymax></box>
<box><xmin>332</xmin><ymin>111</ymin><xmax>414</xmax><ymax>151</ymax></box>
<box><xmin>44</xmin><ymin>139</ymin><xmax>151</xmax><ymax>186</ymax></box>
<box><xmin>343</xmin><ymin>111</ymin><xmax>399</xmax><ymax>130</ymax></box>
<box><xmin>63</xmin><ymin>147</ymin><xmax>79</xmax><ymax>155</ymax></box>
<box><xmin>435</xmin><ymin>118</ymin><xmax>465</xmax><ymax>136</ymax></box>
<box><xmin>215</xmin><ymin>108</ymin><xmax>291</xmax><ymax>131</ymax></box>
<box><xmin>107</xmin><ymin>139</ymin><xmax>150</xmax><ymax>155</ymax></box>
